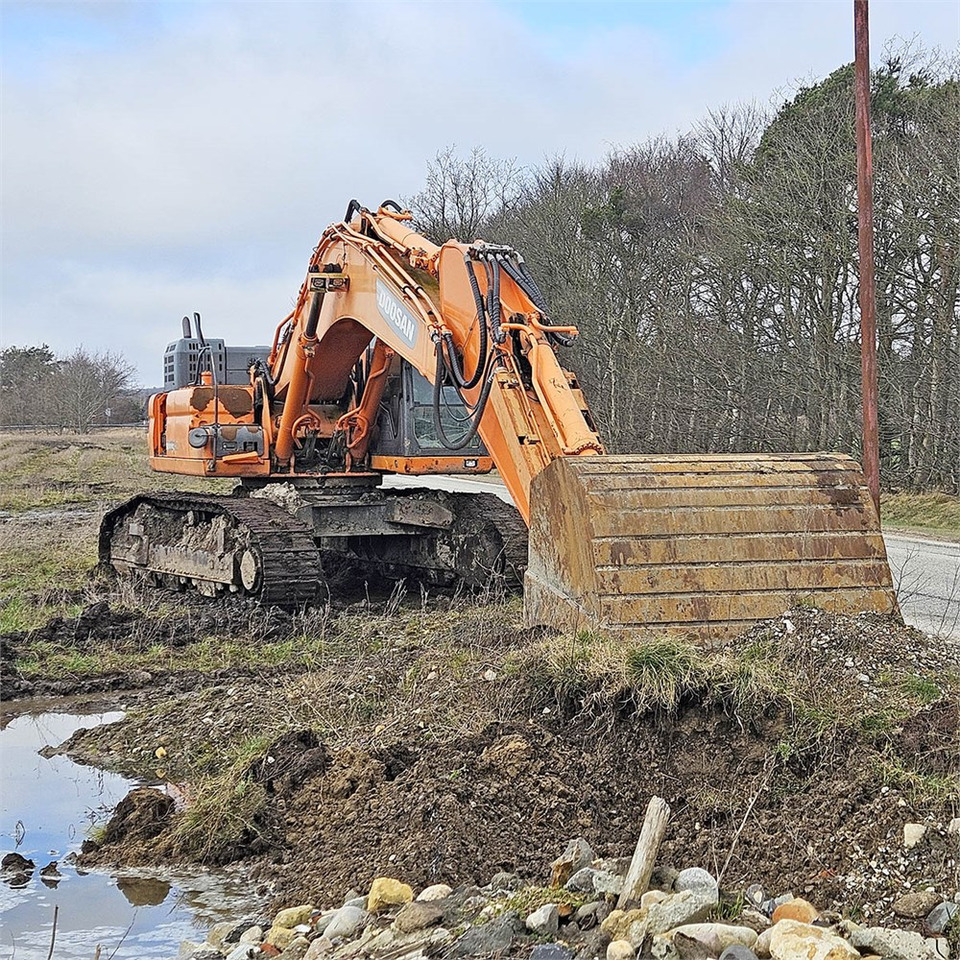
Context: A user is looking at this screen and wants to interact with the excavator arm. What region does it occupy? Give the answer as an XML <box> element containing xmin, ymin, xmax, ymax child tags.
<box><xmin>267</xmin><ymin>202</ymin><xmax>603</xmax><ymax>521</ymax></box>
<box><xmin>125</xmin><ymin>200</ymin><xmax>898</xmax><ymax>641</ymax></box>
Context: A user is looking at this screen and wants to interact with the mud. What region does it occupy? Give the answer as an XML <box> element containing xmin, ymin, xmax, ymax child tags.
<box><xmin>49</xmin><ymin>604</ymin><xmax>959</xmax><ymax>923</ymax></box>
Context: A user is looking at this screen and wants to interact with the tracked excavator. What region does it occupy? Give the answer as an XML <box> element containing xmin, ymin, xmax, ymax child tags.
<box><xmin>100</xmin><ymin>202</ymin><xmax>898</xmax><ymax>640</ymax></box>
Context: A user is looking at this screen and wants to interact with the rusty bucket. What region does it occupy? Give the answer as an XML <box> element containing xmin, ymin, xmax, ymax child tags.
<box><xmin>524</xmin><ymin>453</ymin><xmax>898</xmax><ymax>643</ymax></box>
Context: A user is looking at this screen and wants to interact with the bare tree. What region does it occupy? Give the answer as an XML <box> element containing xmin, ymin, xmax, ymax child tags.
<box><xmin>408</xmin><ymin>146</ymin><xmax>525</xmax><ymax>243</ymax></box>
<box><xmin>47</xmin><ymin>348</ymin><xmax>135</xmax><ymax>433</ymax></box>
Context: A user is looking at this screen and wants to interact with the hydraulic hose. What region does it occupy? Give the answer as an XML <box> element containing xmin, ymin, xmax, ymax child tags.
<box><xmin>432</xmin><ymin>348</ymin><xmax>499</xmax><ymax>451</ymax></box>
<box><xmin>499</xmin><ymin>255</ymin><xmax>576</xmax><ymax>347</ymax></box>
<box><xmin>441</xmin><ymin>257</ymin><xmax>490</xmax><ymax>391</ymax></box>
<box><xmin>485</xmin><ymin>259</ymin><xmax>504</xmax><ymax>342</ymax></box>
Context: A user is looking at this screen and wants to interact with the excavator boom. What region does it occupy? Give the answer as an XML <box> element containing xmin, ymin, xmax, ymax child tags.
<box><xmin>103</xmin><ymin>202</ymin><xmax>898</xmax><ymax>640</ymax></box>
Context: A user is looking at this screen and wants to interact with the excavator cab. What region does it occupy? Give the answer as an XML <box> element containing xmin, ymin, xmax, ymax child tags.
<box><xmin>370</xmin><ymin>361</ymin><xmax>491</xmax><ymax>474</ymax></box>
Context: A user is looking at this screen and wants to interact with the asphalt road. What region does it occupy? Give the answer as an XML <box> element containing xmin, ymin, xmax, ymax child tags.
<box><xmin>884</xmin><ymin>534</ymin><xmax>960</xmax><ymax>640</ymax></box>
<box><xmin>382</xmin><ymin>474</ymin><xmax>960</xmax><ymax>639</ymax></box>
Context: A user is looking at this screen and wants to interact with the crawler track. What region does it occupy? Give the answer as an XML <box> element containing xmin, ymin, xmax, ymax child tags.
<box><xmin>100</xmin><ymin>492</ymin><xmax>321</xmax><ymax>607</ymax></box>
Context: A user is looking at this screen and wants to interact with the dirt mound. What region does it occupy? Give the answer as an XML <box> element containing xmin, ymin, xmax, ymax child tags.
<box><xmin>68</xmin><ymin>604</ymin><xmax>959</xmax><ymax>922</ymax></box>
<box><xmin>97</xmin><ymin>787</ymin><xmax>176</xmax><ymax>857</ymax></box>
<box><xmin>248</xmin><ymin>730</ymin><xmax>332</xmax><ymax>797</ymax></box>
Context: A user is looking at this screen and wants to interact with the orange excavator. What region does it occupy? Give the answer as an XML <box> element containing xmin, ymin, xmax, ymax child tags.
<box><xmin>100</xmin><ymin>201</ymin><xmax>898</xmax><ymax>640</ymax></box>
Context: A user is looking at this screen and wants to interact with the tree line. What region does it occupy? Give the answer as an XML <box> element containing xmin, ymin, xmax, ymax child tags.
<box><xmin>0</xmin><ymin>345</ymin><xmax>141</xmax><ymax>431</ymax></box>
<box><xmin>411</xmin><ymin>50</ymin><xmax>959</xmax><ymax>493</ymax></box>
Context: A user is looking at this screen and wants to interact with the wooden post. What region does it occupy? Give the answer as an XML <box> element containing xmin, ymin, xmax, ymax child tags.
<box><xmin>855</xmin><ymin>0</ymin><xmax>881</xmax><ymax>514</ymax></box>
<box><xmin>617</xmin><ymin>796</ymin><xmax>671</xmax><ymax>909</ymax></box>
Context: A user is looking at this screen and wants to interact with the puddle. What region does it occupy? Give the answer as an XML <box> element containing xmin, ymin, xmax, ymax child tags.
<box><xmin>0</xmin><ymin>705</ymin><xmax>267</xmax><ymax>959</ymax></box>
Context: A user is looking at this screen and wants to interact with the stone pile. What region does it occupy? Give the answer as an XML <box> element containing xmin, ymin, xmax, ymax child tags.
<box><xmin>180</xmin><ymin>838</ymin><xmax>959</xmax><ymax>960</ymax></box>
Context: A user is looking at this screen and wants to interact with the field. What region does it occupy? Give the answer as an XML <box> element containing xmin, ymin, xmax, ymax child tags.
<box><xmin>2</xmin><ymin>428</ymin><xmax>958</xmax><ymax>922</ymax></box>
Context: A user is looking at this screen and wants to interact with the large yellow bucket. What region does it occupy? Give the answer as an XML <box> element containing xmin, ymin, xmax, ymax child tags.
<box><xmin>525</xmin><ymin>453</ymin><xmax>898</xmax><ymax>643</ymax></box>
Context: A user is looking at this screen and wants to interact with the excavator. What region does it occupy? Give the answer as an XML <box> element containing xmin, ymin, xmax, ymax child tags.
<box><xmin>100</xmin><ymin>201</ymin><xmax>898</xmax><ymax>640</ymax></box>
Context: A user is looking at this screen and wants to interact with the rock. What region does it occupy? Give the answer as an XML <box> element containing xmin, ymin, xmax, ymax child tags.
<box><xmin>531</xmin><ymin>946</ymin><xmax>573</xmax><ymax>960</ymax></box>
<box><xmin>642</xmin><ymin>890</ymin><xmax>670</xmax><ymax>910</ymax></box>
<box><xmin>552</xmin><ymin>837</ymin><xmax>596</xmax><ymax>885</ymax></box>
<box><xmin>178</xmin><ymin>941</ymin><xmax>203</xmax><ymax>959</ymax></box>
<box><xmin>1</xmin><ymin>853</ymin><xmax>35</xmax><ymax>872</ymax></box>
<box><xmin>647</xmin><ymin>890</ymin><xmax>718</xmax><ymax>934</ymax></box>
<box><xmin>232</xmin><ymin>920</ymin><xmax>263</xmax><ymax>943</ymax></box>
<box><xmin>489</xmin><ymin>871</ymin><xmax>522</xmax><ymax>892</ymax></box>
<box><xmin>312</xmin><ymin>912</ymin><xmax>338</xmax><ymax>937</ymax></box>
<box><xmin>608</xmin><ymin>942</ymin><xmax>637</xmax><ymax>960</ymax></box>
<box><xmin>755</xmin><ymin>926</ymin><xmax>774</xmax><ymax>959</ymax></box>
<box><xmin>674</xmin><ymin>868</ymin><xmax>720</xmax><ymax>901</ymax></box>
<box><xmin>278</xmin><ymin>938</ymin><xmax>310</xmax><ymax>960</ymax></box>
<box><xmin>452</xmin><ymin>914</ymin><xmax>521</xmax><ymax>957</ymax></box>
<box><xmin>672</xmin><ymin>923</ymin><xmax>758</xmax><ymax>956</ymax></box>
<box><xmin>742</xmin><ymin>909</ymin><xmax>772</xmax><ymax>933</ymax></box>
<box><xmin>366</xmin><ymin>925</ymin><xmax>453</xmax><ymax>956</ymax></box>
<box><xmin>265</xmin><ymin>927</ymin><xmax>297</xmax><ymax>950</ymax></box>
<box><xmin>844</xmin><ymin>922</ymin><xmax>938</xmax><ymax>960</ymax></box>
<box><xmin>324</xmin><ymin>905</ymin><xmax>370</xmax><ymax>941</ymax></box>
<box><xmin>576</xmin><ymin>902</ymin><xmax>602</xmax><ymax>928</ymax></box>
<box><xmin>238</xmin><ymin>924</ymin><xmax>265</xmax><ymax>944</ymax></box>
<box><xmin>605</xmin><ymin>891</ymin><xmax>717</xmax><ymax>947</ymax></box>
<box><xmin>526</xmin><ymin>904</ymin><xmax>560</xmax><ymax>936</ymax></box>
<box><xmin>594</xmin><ymin>870</ymin><xmax>625</xmax><ymax>897</ymax></box>
<box><xmin>925</xmin><ymin>902</ymin><xmax>958</xmax><ymax>937</ymax></box>
<box><xmin>746</xmin><ymin>885</ymin><xmax>767</xmax><ymax>908</ymax></box>
<box><xmin>205</xmin><ymin>921</ymin><xmax>236</xmax><ymax>948</ymax></box>
<box><xmin>303</xmin><ymin>940</ymin><xmax>331</xmax><ymax>960</ymax></box>
<box><xmin>947</xmin><ymin>818</ymin><xmax>960</xmax><ymax>837</ymax></box>
<box><xmin>566</xmin><ymin>867</ymin><xmax>598</xmax><ymax>893</ymax></box>
<box><xmin>368</xmin><ymin>877</ymin><xmax>414</xmax><ymax>913</ymax></box>
<box><xmin>927</xmin><ymin>938</ymin><xmax>949</xmax><ymax>959</ymax></box>
<box><xmin>418</xmin><ymin>883</ymin><xmax>453</xmax><ymax>902</ymax></box>
<box><xmin>720</xmin><ymin>948</ymin><xmax>760</xmax><ymax>960</ymax></box>
<box><xmin>188</xmin><ymin>952</ymin><xmax>221</xmax><ymax>960</ymax></box>
<box><xmin>653</xmin><ymin>924</ymin><xmax>757</xmax><ymax>960</ymax></box>
<box><xmin>770</xmin><ymin>920</ymin><xmax>859</xmax><ymax>960</ymax></box>
<box><xmin>274</xmin><ymin>905</ymin><xmax>315</xmax><ymax>929</ymax></box>
<box><xmin>772</xmin><ymin>899</ymin><xmax>819</xmax><ymax>925</ymax></box>
<box><xmin>225</xmin><ymin>947</ymin><xmax>257</xmax><ymax>960</ymax></box>
<box><xmin>904</xmin><ymin>823</ymin><xmax>928</xmax><ymax>849</ymax></box>
<box><xmin>342</xmin><ymin>895</ymin><xmax>367</xmax><ymax>910</ymax></box>
<box><xmin>761</xmin><ymin>894</ymin><xmax>795</xmax><ymax>918</ymax></box>
<box><xmin>394</xmin><ymin>901</ymin><xmax>445</xmax><ymax>934</ymax></box>
<box><xmin>893</xmin><ymin>891</ymin><xmax>942</xmax><ymax>919</ymax></box>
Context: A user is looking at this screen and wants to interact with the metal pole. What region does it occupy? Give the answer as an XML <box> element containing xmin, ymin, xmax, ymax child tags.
<box><xmin>855</xmin><ymin>0</ymin><xmax>880</xmax><ymax>514</ymax></box>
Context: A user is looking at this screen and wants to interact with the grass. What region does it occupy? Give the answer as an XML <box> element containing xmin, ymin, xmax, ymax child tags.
<box><xmin>0</xmin><ymin>428</ymin><xmax>232</xmax><ymax>513</ymax></box>
<box><xmin>872</xmin><ymin>756</ymin><xmax>960</xmax><ymax>804</ymax></box>
<box><xmin>882</xmin><ymin>491</ymin><xmax>960</xmax><ymax>538</ymax></box>
<box><xmin>11</xmin><ymin>633</ymin><xmax>331</xmax><ymax>680</ymax></box>
<box><xmin>501</xmin><ymin>886</ymin><xmax>589</xmax><ymax>915</ymax></box>
<box><xmin>166</xmin><ymin>733</ymin><xmax>277</xmax><ymax>862</ymax></box>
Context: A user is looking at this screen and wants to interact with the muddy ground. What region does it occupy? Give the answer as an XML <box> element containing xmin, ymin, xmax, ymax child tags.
<box><xmin>4</xmin><ymin>585</ymin><xmax>958</xmax><ymax>926</ymax></box>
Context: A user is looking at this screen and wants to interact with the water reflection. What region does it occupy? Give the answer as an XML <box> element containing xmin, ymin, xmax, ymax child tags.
<box><xmin>0</xmin><ymin>705</ymin><xmax>266</xmax><ymax>959</ymax></box>
<box><xmin>117</xmin><ymin>875</ymin><xmax>171</xmax><ymax>907</ymax></box>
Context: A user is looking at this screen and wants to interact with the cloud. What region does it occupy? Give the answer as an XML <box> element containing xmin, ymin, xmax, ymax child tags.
<box><xmin>2</xmin><ymin>0</ymin><xmax>956</xmax><ymax>383</ymax></box>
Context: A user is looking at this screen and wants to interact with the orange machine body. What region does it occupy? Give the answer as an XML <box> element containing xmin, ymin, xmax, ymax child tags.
<box><xmin>149</xmin><ymin>204</ymin><xmax>603</xmax><ymax>517</ymax></box>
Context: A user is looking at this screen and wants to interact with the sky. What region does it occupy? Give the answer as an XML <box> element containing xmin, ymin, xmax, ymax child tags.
<box><xmin>2</xmin><ymin>0</ymin><xmax>957</xmax><ymax>386</ymax></box>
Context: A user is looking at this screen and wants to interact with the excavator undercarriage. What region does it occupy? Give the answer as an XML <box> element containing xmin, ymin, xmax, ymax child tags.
<box><xmin>101</xmin><ymin>482</ymin><xmax>528</xmax><ymax>604</ymax></box>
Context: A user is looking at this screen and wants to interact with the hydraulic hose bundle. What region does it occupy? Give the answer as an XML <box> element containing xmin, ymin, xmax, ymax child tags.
<box><xmin>430</xmin><ymin>252</ymin><xmax>505</xmax><ymax>450</ymax></box>
<box><xmin>431</xmin><ymin>248</ymin><xmax>576</xmax><ymax>450</ymax></box>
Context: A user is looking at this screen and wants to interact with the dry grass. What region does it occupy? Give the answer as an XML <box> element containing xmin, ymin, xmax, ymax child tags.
<box><xmin>0</xmin><ymin>426</ymin><xmax>231</xmax><ymax>631</ymax></box>
<box><xmin>882</xmin><ymin>491</ymin><xmax>960</xmax><ymax>537</ymax></box>
<box><xmin>0</xmin><ymin>427</ymin><xmax>231</xmax><ymax>513</ymax></box>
